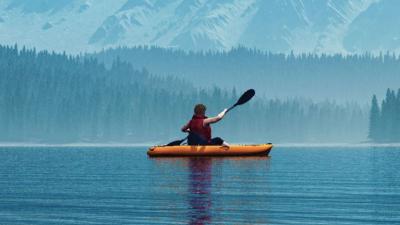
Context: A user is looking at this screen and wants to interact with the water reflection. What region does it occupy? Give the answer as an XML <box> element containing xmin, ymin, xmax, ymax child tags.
<box><xmin>188</xmin><ymin>158</ymin><xmax>212</xmax><ymax>225</ymax></box>
<box><xmin>152</xmin><ymin>156</ymin><xmax>271</xmax><ymax>224</ymax></box>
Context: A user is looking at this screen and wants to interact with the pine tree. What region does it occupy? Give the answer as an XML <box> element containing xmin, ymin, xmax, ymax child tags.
<box><xmin>368</xmin><ymin>95</ymin><xmax>380</xmax><ymax>142</ymax></box>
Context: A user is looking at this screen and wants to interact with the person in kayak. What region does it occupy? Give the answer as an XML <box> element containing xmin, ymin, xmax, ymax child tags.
<box><xmin>181</xmin><ymin>104</ymin><xmax>228</xmax><ymax>145</ymax></box>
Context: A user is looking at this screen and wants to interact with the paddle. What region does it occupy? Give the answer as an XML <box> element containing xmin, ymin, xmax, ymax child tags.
<box><xmin>226</xmin><ymin>88</ymin><xmax>255</xmax><ymax>113</ymax></box>
<box><xmin>166</xmin><ymin>138</ymin><xmax>188</xmax><ymax>146</ymax></box>
<box><xmin>165</xmin><ymin>89</ymin><xmax>256</xmax><ymax>146</ymax></box>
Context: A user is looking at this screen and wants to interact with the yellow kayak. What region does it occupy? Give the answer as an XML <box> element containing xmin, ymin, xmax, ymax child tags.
<box><xmin>147</xmin><ymin>144</ymin><xmax>273</xmax><ymax>157</ymax></box>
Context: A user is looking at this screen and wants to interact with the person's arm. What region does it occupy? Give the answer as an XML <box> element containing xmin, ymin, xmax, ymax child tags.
<box><xmin>181</xmin><ymin>121</ymin><xmax>190</xmax><ymax>132</ymax></box>
<box><xmin>203</xmin><ymin>109</ymin><xmax>228</xmax><ymax>126</ymax></box>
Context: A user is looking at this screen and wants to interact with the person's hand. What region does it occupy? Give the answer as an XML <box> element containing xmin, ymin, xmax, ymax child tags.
<box><xmin>218</xmin><ymin>108</ymin><xmax>228</xmax><ymax>118</ymax></box>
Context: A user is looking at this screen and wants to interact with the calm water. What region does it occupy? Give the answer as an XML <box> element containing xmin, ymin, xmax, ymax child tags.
<box><xmin>0</xmin><ymin>146</ymin><xmax>400</xmax><ymax>224</ymax></box>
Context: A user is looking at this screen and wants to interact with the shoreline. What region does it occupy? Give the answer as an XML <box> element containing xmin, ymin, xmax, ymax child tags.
<box><xmin>0</xmin><ymin>142</ymin><xmax>400</xmax><ymax>148</ymax></box>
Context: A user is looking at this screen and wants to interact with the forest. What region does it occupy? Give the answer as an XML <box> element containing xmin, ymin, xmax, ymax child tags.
<box><xmin>93</xmin><ymin>46</ymin><xmax>400</xmax><ymax>102</ymax></box>
<box><xmin>0</xmin><ymin>45</ymin><xmax>369</xmax><ymax>143</ymax></box>
<box><xmin>369</xmin><ymin>89</ymin><xmax>400</xmax><ymax>143</ymax></box>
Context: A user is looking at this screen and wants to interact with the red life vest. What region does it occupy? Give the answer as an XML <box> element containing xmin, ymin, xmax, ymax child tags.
<box><xmin>189</xmin><ymin>115</ymin><xmax>212</xmax><ymax>142</ymax></box>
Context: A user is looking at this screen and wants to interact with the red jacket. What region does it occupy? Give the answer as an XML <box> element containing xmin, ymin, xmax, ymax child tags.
<box><xmin>189</xmin><ymin>115</ymin><xmax>211</xmax><ymax>142</ymax></box>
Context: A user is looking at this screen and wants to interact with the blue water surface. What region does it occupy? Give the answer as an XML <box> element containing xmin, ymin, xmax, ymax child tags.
<box><xmin>0</xmin><ymin>146</ymin><xmax>399</xmax><ymax>224</ymax></box>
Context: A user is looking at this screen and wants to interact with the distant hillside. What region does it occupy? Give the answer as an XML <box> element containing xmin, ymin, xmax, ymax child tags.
<box><xmin>93</xmin><ymin>46</ymin><xmax>400</xmax><ymax>102</ymax></box>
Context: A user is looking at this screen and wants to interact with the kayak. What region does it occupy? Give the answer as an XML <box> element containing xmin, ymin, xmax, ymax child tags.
<box><xmin>147</xmin><ymin>143</ymin><xmax>273</xmax><ymax>157</ymax></box>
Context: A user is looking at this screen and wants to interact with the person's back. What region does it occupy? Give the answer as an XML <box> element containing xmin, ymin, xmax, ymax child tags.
<box><xmin>188</xmin><ymin>114</ymin><xmax>211</xmax><ymax>143</ymax></box>
<box><xmin>181</xmin><ymin>104</ymin><xmax>227</xmax><ymax>145</ymax></box>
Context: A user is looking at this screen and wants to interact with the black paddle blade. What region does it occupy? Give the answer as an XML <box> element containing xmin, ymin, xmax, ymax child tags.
<box><xmin>236</xmin><ymin>89</ymin><xmax>255</xmax><ymax>106</ymax></box>
<box><xmin>166</xmin><ymin>135</ymin><xmax>189</xmax><ymax>146</ymax></box>
<box><xmin>166</xmin><ymin>139</ymin><xmax>184</xmax><ymax>146</ymax></box>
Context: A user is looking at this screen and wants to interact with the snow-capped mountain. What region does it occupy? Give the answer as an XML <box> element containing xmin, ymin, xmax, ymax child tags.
<box><xmin>0</xmin><ymin>0</ymin><xmax>397</xmax><ymax>53</ymax></box>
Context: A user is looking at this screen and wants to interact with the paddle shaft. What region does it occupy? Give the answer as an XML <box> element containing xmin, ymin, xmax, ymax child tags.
<box><xmin>226</xmin><ymin>104</ymin><xmax>237</xmax><ymax>113</ymax></box>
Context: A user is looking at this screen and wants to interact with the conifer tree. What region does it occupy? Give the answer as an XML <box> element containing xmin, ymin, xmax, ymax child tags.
<box><xmin>368</xmin><ymin>95</ymin><xmax>380</xmax><ymax>142</ymax></box>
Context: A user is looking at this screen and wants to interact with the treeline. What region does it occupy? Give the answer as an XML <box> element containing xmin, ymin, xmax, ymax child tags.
<box><xmin>369</xmin><ymin>89</ymin><xmax>400</xmax><ymax>142</ymax></box>
<box><xmin>93</xmin><ymin>46</ymin><xmax>400</xmax><ymax>102</ymax></box>
<box><xmin>0</xmin><ymin>45</ymin><xmax>368</xmax><ymax>143</ymax></box>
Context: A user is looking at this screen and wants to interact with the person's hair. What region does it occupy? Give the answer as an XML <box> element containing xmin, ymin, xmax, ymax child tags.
<box><xmin>194</xmin><ymin>104</ymin><xmax>207</xmax><ymax>115</ymax></box>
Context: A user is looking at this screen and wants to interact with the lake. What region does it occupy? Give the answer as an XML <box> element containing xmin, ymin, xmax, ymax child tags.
<box><xmin>0</xmin><ymin>146</ymin><xmax>399</xmax><ymax>224</ymax></box>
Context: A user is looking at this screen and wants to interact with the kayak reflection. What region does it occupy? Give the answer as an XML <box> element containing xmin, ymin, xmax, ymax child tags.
<box><xmin>151</xmin><ymin>156</ymin><xmax>271</xmax><ymax>224</ymax></box>
<box><xmin>188</xmin><ymin>158</ymin><xmax>212</xmax><ymax>225</ymax></box>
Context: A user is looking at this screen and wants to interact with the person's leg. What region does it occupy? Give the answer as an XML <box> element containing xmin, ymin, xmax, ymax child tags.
<box><xmin>188</xmin><ymin>133</ymin><xmax>208</xmax><ymax>145</ymax></box>
<box><xmin>210</xmin><ymin>137</ymin><xmax>224</xmax><ymax>145</ymax></box>
<box><xmin>210</xmin><ymin>137</ymin><xmax>229</xmax><ymax>146</ymax></box>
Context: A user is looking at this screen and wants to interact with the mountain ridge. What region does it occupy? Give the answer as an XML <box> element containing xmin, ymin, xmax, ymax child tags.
<box><xmin>1</xmin><ymin>0</ymin><xmax>398</xmax><ymax>54</ymax></box>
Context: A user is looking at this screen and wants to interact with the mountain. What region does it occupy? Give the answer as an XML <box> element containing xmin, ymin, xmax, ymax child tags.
<box><xmin>343</xmin><ymin>0</ymin><xmax>400</xmax><ymax>52</ymax></box>
<box><xmin>1</xmin><ymin>0</ymin><xmax>398</xmax><ymax>54</ymax></box>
